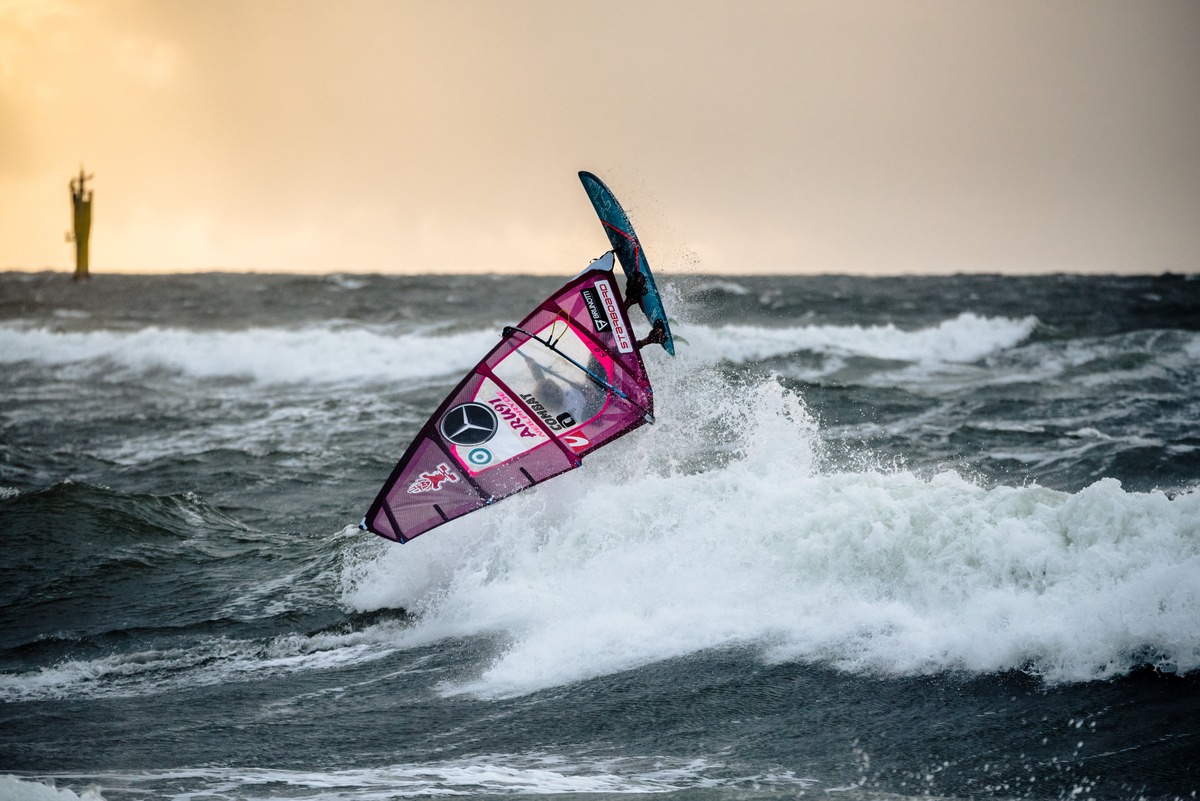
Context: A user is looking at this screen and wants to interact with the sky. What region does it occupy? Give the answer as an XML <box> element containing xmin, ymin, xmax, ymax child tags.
<box><xmin>2</xmin><ymin>0</ymin><xmax>1199</xmax><ymax>275</ymax></box>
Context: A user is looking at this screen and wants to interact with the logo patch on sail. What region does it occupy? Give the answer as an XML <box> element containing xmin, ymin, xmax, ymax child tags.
<box><xmin>580</xmin><ymin>287</ymin><xmax>610</xmax><ymax>333</ymax></box>
<box><xmin>407</xmin><ymin>463</ymin><xmax>458</xmax><ymax>494</ymax></box>
<box><xmin>439</xmin><ymin>403</ymin><xmax>498</xmax><ymax>445</ymax></box>
<box><xmin>595</xmin><ymin>279</ymin><xmax>633</xmax><ymax>353</ymax></box>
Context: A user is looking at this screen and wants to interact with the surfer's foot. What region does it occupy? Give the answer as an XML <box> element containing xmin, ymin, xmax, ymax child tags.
<box><xmin>637</xmin><ymin>320</ymin><xmax>668</xmax><ymax>349</ymax></box>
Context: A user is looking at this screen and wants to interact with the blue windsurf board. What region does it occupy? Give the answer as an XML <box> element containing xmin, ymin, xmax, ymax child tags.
<box><xmin>578</xmin><ymin>171</ymin><xmax>675</xmax><ymax>356</ymax></box>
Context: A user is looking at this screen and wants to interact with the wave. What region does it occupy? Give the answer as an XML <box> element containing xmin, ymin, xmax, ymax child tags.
<box><xmin>689</xmin><ymin>278</ymin><xmax>753</xmax><ymax>296</ymax></box>
<box><xmin>0</xmin><ymin>616</ymin><xmax>408</xmax><ymax>703</ymax></box>
<box><xmin>340</xmin><ymin>366</ymin><xmax>1200</xmax><ymax>698</ymax></box>
<box><xmin>687</xmin><ymin>312</ymin><xmax>1038</xmax><ymax>365</ymax></box>
<box><xmin>6</xmin><ymin>756</ymin><xmax>814</xmax><ymax>800</ymax></box>
<box><xmin>865</xmin><ymin>327</ymin><xmax>1200</xmax><ymax>398</ymax></box>
<box><xmin>0</xmin><ymin>776</ymin><xmax>104</xmax><ymax>801</ymax></box>
<box><xmin>0</xmin><ymin>324</ymin><xmax>497</xmax><ymax>385</ymax></box>
<box><xmin>0</xmin><ymin>313</ymin><xmax>1036</xmax><ymax>385</ymax></box>
<box><xmin>5</xmin><ymin>369</ymin><xmax>1197</xmax><ymax>704</ymax></box>
<box><xmin>5</xmin><ymin>335</ymin><xmax>1196</xmax><ymax>704</ymax></box>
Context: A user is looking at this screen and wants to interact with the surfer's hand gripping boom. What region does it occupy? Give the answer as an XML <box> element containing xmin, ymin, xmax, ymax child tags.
<box><xmin>502</xmin><ymin>325</ymin><xmax>655</xmax><ymax>423</ymax></box>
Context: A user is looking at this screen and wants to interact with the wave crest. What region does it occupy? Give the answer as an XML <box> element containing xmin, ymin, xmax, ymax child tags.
<box><xmin>342</xmin><ymin>369</ymin><xmax>1200</xmax><ymax>697</ymax></box>
<box><xmin>0</xmin><ymin>313</ymin><xmax>1036</xmax><ymax>385</ymax></box>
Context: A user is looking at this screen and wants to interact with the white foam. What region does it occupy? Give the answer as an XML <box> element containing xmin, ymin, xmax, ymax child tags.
<box><xmin>342</xmin><ymin>361</ymin><xmax>1200</xmax><ymax>698</ymax></box>
<box><xmin>0</xmin><ymin>776</ymin><xmax>105</xmax><ymax>801</ymax></box>
<box><xmin>0</xmin><ymin>621</ymin><xmax>409</xmax><ymax>703</ymax></box>
<box><xmin>0</xmin><ymin>323</ymin><xmax>497</xmax><ymax>385</ymax></box>
<box><xmin>0</xmin><ymin>312</ymin><xmax>1034</xmax><ymax>387</ymax></box>
<box><xmin>25</xmin><ymin>756</ymin><xmax>811</xmax><ymax>799</ymax></box>
<box><xmin>685</xmin><ymin>312</ymin><xmax>1037</xmax><ymax>365</ymax></box>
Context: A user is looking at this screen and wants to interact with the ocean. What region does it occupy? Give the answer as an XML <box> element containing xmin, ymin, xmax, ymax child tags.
<box><xmin>1</xmin><ymin>268</ymin><xmax>1197</xmax><ymax>801</ymax></box>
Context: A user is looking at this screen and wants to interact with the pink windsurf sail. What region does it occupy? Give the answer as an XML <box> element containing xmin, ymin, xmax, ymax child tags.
<box><xmin>362</xmin><ymin>253</ymin><xmax>656</xmax><ymax>543</ymax></box>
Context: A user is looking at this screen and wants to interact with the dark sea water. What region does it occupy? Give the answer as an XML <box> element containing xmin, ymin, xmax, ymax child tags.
<box><xmin>1</xmin><ymin>268</ymin><xmax>1198</xmax><ymax>801</ymax></box>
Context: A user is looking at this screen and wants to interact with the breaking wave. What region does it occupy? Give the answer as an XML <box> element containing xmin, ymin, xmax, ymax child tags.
<box><xmin>4</xmin><ymin>756</ymin><xmax>811</xmax><ymax>800</ymax></box>
<box><xmin>0</xmin><ymin>776</ymin><xmax>105</xmax><ymax>801</ymax></box>
<box><xmin>0</xmin><ymin>312</ymin><xmax>1036</xmax><ymax>385</ymax></box>
<box><xmin>0</xmin><ymin>323</ymin><xmax>498</xmax><ymax>385</ymax></box>
<box><xmin>0</xmin><ymin>622</ymin><xmax>406</xmax><ymax>704</ymax></box>
<box><xmin>341</xmin><ymin>362</ymin><xmax>1200</xmax><ymax>698</ymax></box>
<box><xmin>688</xmin><ymin>312</ymin><xmax>1038</xmax><ymax>364</ymax></box>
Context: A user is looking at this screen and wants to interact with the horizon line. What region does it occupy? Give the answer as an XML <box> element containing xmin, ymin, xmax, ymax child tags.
<box><xmin>3</xmin><ymin>265</ymin><xmax>1196</xmax><ymax>279</ymax></box>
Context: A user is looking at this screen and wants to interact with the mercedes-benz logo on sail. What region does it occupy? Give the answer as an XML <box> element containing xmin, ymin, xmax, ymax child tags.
<box><xmin>439</xmin><ymin>402</ymin><xmax>498</xmax><ymax>446</ymax></box>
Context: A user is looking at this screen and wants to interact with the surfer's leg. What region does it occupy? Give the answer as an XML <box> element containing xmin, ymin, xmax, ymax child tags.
<box><xmin>637</xmin><ymin>319</ymin><xmax>668</xmax><ymax>350</ymax></box>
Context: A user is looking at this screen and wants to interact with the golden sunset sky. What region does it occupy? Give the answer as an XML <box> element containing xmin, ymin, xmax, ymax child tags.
<box><xmin>2</xmin><ymin>0</ymin><xmax>1199</xmax><ymax>274</ymax></box>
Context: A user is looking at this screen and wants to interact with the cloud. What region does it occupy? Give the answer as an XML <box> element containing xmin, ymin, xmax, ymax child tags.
<box><xmin>116</xmin><ymin>35</ymin><xmax>182</xmax><ymax>87</ymax></box>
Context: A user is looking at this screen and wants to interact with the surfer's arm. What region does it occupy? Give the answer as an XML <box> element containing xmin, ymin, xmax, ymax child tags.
<box><xmin>622</xmin><ymin>270</ymin><xmax>647</xmax><ymax>313</ymax></box>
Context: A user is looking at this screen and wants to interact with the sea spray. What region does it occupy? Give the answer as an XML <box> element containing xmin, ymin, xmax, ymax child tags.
<box><xmin>341</xmin><ymin>366</ymin><xmax>1200</xmax><ymax>697</ymax></box>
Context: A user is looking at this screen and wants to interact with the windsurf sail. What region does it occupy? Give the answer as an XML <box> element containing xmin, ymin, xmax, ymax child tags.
<box><xmin>362</xmin><ymin>253</ymin><xmax>656</xmax><ymax>543</ymax></box>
